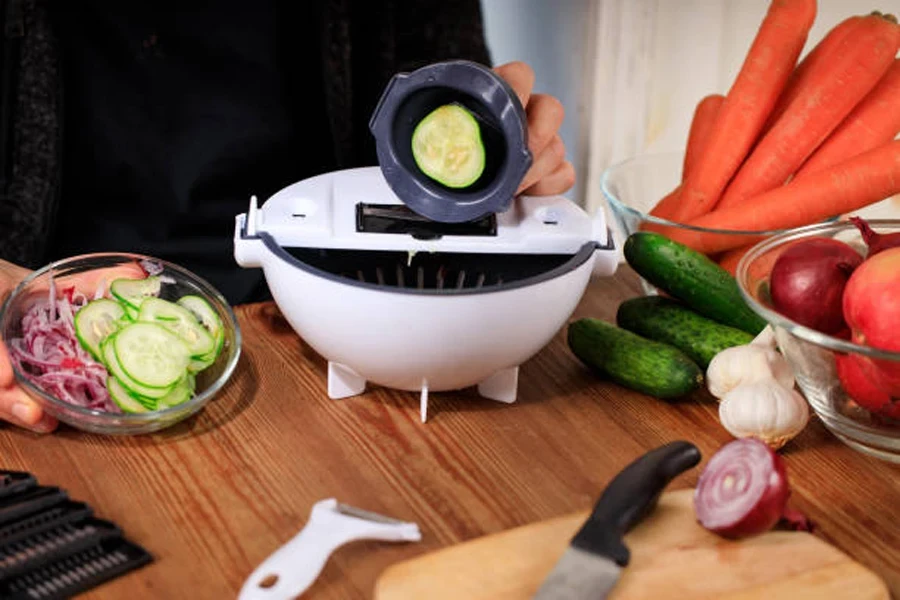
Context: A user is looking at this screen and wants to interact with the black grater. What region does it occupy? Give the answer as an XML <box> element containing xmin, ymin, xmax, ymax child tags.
<box><xmin>0</xmin><ymin>472</ymin><xmax>38</xmax><ymax>500</ymax></box>
<box><xmin>0</xmin><ymin>518</ymin><xmax>122</xmax><ymax>580</ymax></box>
<box><xmin>0</xmin><ymin>470</ymin><xmax>153</xmax><ymax>597</ymax></box>
<box><xmin>0</xmin><ymin>537</ymin><xmax>153</xmax><ymax>600</ymax></box>
<box><xmin>0</xmin><ymin>500</ymin><xmax>93</xmax><ymax>547</ymax></box>
<box><xmin>0</xmin><ymin>487</ymin><xmax>68</xmax><ymax>526</ymax></box>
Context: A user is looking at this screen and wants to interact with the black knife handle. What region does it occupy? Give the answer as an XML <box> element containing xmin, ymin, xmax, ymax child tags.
<box><xmin>570</xmin><ymin>440</ymin><xmax>701</xmax><ymax>567</ymax></box>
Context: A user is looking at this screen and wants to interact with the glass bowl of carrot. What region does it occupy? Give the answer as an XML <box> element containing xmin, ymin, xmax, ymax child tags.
<box><xmin>601</xmin><ymin>151</ymin><xmax>789</xmax><ymax>294</ymax></box>
<box><xmin>0</xmin><ymin>252</ymin><xmax>242</xmax><ymax>435</ymax></box>
<box><xmin>734</xmin><ymin>220</ymin><xmax>900</xmax><ymax>464</ymax></box>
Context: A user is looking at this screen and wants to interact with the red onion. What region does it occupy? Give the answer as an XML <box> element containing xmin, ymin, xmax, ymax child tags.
<box><xmin>850</xmin><ymin>216</ymin><xmax>900</xmax><ymax>258</ymax></box>
<box><xmin>693</xmin><ymin>438</ymin><xmax>795</xmax><ymax>539</ymax></box>
<box><xmin>8</xmin><ymin>276</ymin><xmax>118</xmax><ymax>413</ymax></box>
<box><xmin>769</xmin><ymin>238</ymin><xmax>863</xmax><ymax>334</ymax></box>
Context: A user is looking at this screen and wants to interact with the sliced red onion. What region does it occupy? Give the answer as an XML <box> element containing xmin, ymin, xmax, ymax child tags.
<box><xmin>140</xmin><ymin>259</ymin><xmax>164</xmax><ymax>276</ymax></box>
<box><xmin>693</xmin><ymin>438</ymin><xmax>794</xmax><ymax>539</ymax></box>
<box><xmin>8</xmin><ymin>276</ymin><xmax>118</xmax><ymax>413</ymax></box>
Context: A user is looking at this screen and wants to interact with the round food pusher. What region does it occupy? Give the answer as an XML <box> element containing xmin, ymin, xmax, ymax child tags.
<box><xmin>368</xmin><ymin>60</ymin><xmax>533</xmax><ymax>224</ymax></box>
<box><xmin>233</xmin><ymin>60</ymin><xmax>619</xmax><ymax>423</ymax></box>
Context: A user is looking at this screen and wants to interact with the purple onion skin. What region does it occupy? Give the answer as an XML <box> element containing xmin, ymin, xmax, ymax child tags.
<box><xmin>694</xmin><ymin>439</ymin><xmax>792</xmax><ymax>539</ymax></box>
<box><xmin>769</xmin><ymin>238</ymin><xmax>863</xmax><ymax>334</ymax></box>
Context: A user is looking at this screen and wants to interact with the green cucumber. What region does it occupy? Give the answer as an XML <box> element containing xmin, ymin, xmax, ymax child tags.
<box><xmin>155</xmin><ymin>376</ymin><xmax>195</xmax><ymax>409</ymax></box>
<box><xmin>110</xmin><ymin>276</ymin><xmax>161</xmax><ymax>310</ymax></box>
<box><xmin>102</xmin><ymin>336</ymin><xmax>177</xmax><ymax>399</ymax></box>
<box><xmin>177</xmin><ymin>295</ymin><xmax>222</xmax><ymax>337</ymax></box>
<box><xmin>187</xmin><ymin>353</ymin><xmax>216</xmax><ymax>374</ymax></box>
<box><xmin>411</xmin><ymin>103</ymin><xmax>486</xmax><ymax>188</ymax></box>
<box><xmin>623</xmin><ymin>232</ymin><xmax>767</xmax><ymax>335</ymax></box>
<box><xmin>112</xmin><ymin>322</ymin><xmax>190</xmax><ymax>388</ymax></box>
<box><xmin>138</xmin><ymin>297</ymin><xmax>216</xmax><ymax>358</ymax></box>
<box><xmin>177</xmin><ymin>295</ymin><xmax>224</xmax><ymax>357</ymax></box>
<box><xmin>108</xmin><ymin>377</ymin><xmax>153</xmax><ymax>413</ymax></box>
<box><xmin>616</xmin><ymin>296</ymin><xmax>755</xmax><ymax>369</ymax></box>
<box><xmin>567</xmin><ymin>318</ymin><xmax>704</xmax><ymax>399</ymax></box>
<box><xmin>74</xmin><ymin>299</ymin><xmax>125</xmax><ymax>361</ymax></box>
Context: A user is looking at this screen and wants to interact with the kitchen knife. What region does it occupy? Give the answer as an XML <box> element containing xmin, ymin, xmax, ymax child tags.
<box><xmin>532</xmin><ymin>440</ymin><xmax>701</xmax><ymax>600</ymax></box>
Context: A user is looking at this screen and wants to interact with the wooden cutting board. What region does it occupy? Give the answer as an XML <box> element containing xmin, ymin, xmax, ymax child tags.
<box><xmin>374</xmin><ymin>489</ymin><xmax>888</xmax><ymax>600</ymax></box>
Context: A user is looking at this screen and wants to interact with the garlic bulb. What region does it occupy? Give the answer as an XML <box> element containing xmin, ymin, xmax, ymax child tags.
<box><xmin>750</xmin><ymin>325</ymin><xmax>776</xmax><ymax>348</ymax></box>
<box><xmin>719</xmin><ymin>379</ymin><xmax>810</xmax><ymax>450</ymax></box>
<box><xmin>706</xmin><ymin>344</ymin><xmax>795</xmax><ymax>400</ymax></box>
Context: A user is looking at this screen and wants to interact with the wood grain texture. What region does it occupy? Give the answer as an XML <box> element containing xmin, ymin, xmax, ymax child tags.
<box><xmin>0</xmin><ymin>268</ymin><xmax>897</xmax><ymax>599</ymax></box>
<box><xmin>374</xmin><ymin>489</ymin><xmax>890</xmax><ymax>600</ymax></box>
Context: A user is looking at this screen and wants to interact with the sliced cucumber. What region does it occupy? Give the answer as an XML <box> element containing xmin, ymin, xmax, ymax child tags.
<box><xmin>138</xmin><ymin>297</ymin><xmax>216</xmax><ymax>358</ymax></box>
<box><xmin>155</xmin><ymin>376</ymin><xmax>195</xmax><ymax>409</ymax></box>
<box><xmin>108</xmin><ymin>377</ymin><xmax>153</xmax><ymax>413</ymax></box>
<box><xmin>110</xmin><ymin>276</ymin><xmax>161</xmax><ymax>310</ymax></box>
<box><xmin>411</xmin><ymin>103</ymin><xmax>485</xmax><ymax>188</ymax></box>
<box><xmin>112</xmin><ymin>322</ymin><xmax>190</xmax><ymax>389</ymax></box>
<box><xmin>188</xmin><ymin>353</ymin><xmax>216</xmax><ymax>374</ymax></box>
<box><xmin>177</xmin><ymin>295</ymin><xmax>223</xmax><ymax>340</ymax></box>
<box><xmin>102</xmin><ymin>337</ymin><xmax>177</xmax><ymax>399</ymax></box>
<box><xmin>74</xmin><ymin>299</ymin><xmax>125</xmax><ymax>361</ymax></box>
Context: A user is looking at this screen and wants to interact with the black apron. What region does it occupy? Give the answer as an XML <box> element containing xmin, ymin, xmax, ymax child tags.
<box><xmin>48</xmin><ymin>0</ymin><xmax>335</xmax><ymax>304</ymax></box>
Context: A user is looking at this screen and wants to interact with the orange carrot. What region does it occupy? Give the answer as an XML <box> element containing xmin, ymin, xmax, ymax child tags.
<box><xmin>668</xmin><ymin>140</ymin><xmax>900</xmax><ymax>254</ymax></box>
<box><xmin>718</xmin><ymin>245</ymin><xmax>755</xmax><ymax>275</ymax></box>
<box><xmin>648</xmin><ymin>186</ymin><xmax>683</xmax><ymax>221</ymax></box>
<box><xmin>760</xmin><ymin>15</ymin><xmax>863</xmax><ymax>135</ymax></box>
<box><xmin>716</xmin><ymin>12</ymin><xmax>900</xmax><ymax>209</ymax></box>
<box><xmin>794</xmin><ymin>58</ymin><xmax>900</xmax><ymax>179</ymax></box>
<box><xmin>670</xmin><ymin>0</ymin><xmax>817</xmax><ymax>223</ymax></box>
<box><xmin>683</xmin><ymin>94</ymin><xmax>725</xmax><ymax>178</ymax></box>
<box><xmin>649</xmin><ymin>94</ymin><xmax>724</xmax><ymax>220</ymax></box>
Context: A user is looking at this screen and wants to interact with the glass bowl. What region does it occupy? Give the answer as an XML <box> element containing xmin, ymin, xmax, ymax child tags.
<box><xmin>735</xmin><ymin>220</ymin><xmax>900</xmax><ymax>463</ymax></box>
<box><xmin>0</xmin><ymin>253</ymin><xmax>241</xmax><ymax>435</ymax></box>
<box><xmin>600</xmin><ymin>152</ymin><xmax>790</xmax><ymax>295</ymax></box>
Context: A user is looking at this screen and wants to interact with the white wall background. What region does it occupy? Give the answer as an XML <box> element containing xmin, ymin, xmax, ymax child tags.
<box><xmin>481</xmin><ymin>0</ymin><xmax>900</xmax><ymax>221</ymax></box>
<box><xmin>480</xmin><ymin>0</ymin><xmax>592</xmax><ymax>204</ymax></box>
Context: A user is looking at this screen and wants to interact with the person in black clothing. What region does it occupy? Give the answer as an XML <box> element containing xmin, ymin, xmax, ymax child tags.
<box><xmin>0</xmin><ymin>0</ymin><xmax>574</xmax><ymax>433</ymax></box>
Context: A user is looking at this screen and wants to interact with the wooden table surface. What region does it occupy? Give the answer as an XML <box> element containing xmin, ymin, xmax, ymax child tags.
<box><xmin>1</xmin><ymin>268</ymin><xmax>898</xmax><ymax>599</ymax></box>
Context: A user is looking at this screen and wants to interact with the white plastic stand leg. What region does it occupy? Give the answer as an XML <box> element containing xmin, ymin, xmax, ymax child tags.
<box><xmin>477</xmin><ymin>366</ymin><xmax>519</xmax><ymax>404</ymax></box>
<box><xmin>327</xmin><ymin>362</ymin><xmax>366</xmax><ymax>399</ymax></box>
<box><xmin>420</xmin><ymin>381</ymin><xmax>429</xmax><ymax>424</ymax></box>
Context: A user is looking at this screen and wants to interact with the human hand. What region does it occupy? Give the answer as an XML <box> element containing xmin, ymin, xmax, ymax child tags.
<box><xmin>0</xmin><ymin>260</ymin><xmax>58</xmax><ymax>433</ymax></box>
<box><xmin>494</xmin><ymin>61</ymin><xmax>575</xmax><ymax>197</ymax></box>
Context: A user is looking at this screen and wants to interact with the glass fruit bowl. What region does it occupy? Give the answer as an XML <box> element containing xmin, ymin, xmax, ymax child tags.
<box><xmin>600</xmin><ymin>152</ymin><xmax>790</xmax><ymax>295</ymax></box>
<box><xmin>0</xmin><ymin>253</ymin><xmax>241</xmax><ymax>435</ymax></box>
<box><xmin>735</xmin><ymin>220</ymin><xmax>900</xmax><ymax>463</ymax></box>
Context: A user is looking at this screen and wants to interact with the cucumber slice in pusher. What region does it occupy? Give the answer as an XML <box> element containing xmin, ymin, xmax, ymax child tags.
<box><xmin>411</xmin><ymin>104</ymin><xmax>486</xmax><ymax>188</ymax></box>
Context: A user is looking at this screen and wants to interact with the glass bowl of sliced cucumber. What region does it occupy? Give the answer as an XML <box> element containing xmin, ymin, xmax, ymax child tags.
<box><xmin>0</xmin><ymin>252</ymin><xmax>241</xmax><ymax>435</ymax></box>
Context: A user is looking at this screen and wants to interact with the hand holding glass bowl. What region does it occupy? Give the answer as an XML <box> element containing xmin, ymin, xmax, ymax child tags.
<box><xmin>735</xmin><ymin>220</ymin><xmax>900</xmax><ymax>463</ymax></box>
<box><xmin>0</xmin><ymin>253</ymin><xmax>241</xmax><ymax>435</ymax></box>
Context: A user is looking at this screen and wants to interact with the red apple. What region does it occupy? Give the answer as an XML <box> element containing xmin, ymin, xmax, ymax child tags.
<box><xmin>835</xmin><ymin>352</ymin><xmax>899</xmax><ymax>419</ymax></box>
<box><xmin>843</xmin><ymin>247</ymin><xmax>900</xmax><ymax>396</ymax></box>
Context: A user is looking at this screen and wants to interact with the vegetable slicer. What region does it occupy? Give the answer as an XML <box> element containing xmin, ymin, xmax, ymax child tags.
<box><xmin>233</xmin><ymin>60</ymin><xmax>619</xmax><ymax>421</ymax></box>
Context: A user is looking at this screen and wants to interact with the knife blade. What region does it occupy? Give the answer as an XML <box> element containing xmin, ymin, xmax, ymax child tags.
<box><xmin>533</xmin><ymin>440</ymin><xmax>701</xmax><ymax>600</ymax></box>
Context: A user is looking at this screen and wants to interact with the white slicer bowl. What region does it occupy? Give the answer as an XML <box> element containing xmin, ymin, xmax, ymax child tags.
<box><xmin>234</xmin><ymin>166</ymin><xmax>618</xmax><ymax>421</ymax></box>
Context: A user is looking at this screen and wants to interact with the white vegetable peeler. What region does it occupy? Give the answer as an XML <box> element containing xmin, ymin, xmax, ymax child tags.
<box><xmin>238</xmin><ymin>499</ymin><xmax>422</xmax><ymax>600</ymax></box>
